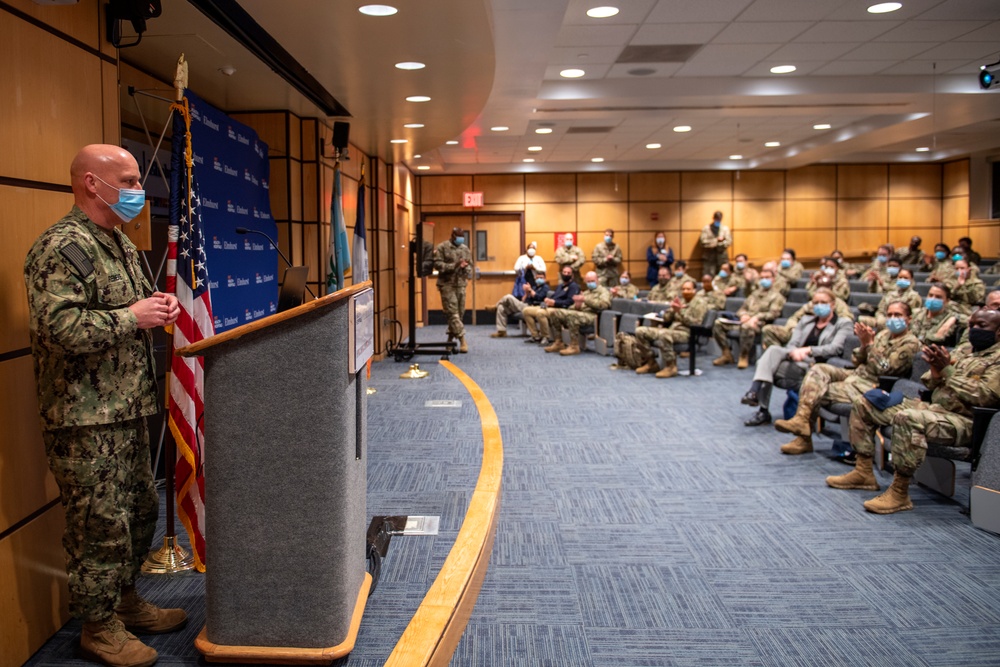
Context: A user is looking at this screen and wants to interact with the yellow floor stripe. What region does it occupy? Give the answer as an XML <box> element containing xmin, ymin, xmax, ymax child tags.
<box><xmin>384</xmin><ymin>361</ymin><xmax>504</xmax><ymax>667</ymax></box>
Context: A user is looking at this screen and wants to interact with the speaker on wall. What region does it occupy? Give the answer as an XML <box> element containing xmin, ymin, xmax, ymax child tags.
<box><xmin>332</xmin><ymin>122</ymin><xmax>350</xmax><ymax>150</ymax></box>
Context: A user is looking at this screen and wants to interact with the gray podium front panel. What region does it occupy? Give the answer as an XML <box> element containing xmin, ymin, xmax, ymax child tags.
<box><xmin>202</xmin><ymin>296</ymin><xmax>366</xmax><ymax>649</ymax></box>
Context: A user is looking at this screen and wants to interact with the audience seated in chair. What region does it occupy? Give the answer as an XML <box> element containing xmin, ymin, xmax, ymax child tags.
<box><xmin>762</xmin><ymin>273</ymin><xmax>852</xmax><ymax>349</ymax></box>
<box><xmin>628</xmin><ymin>279</ymin><xmax>710</xmax><ymax>379</ymax></box>
<box><xmin>858</xmin><ymin>264</ymin><xmax>923</xmax><ymax>330</ymax></box>
<box><xmin>700</xmin><ymin>273</ymin><xmax>726</xmax><ymax>310</ymax></box>
<box><xmin>808</xmin><ymin>255</ymin><xmax>851</xmax><ymax>302</ymax></box>
<box><xmin>912</xmin><ymin>283</ymin><xmax>966</xmax><ymax>345</ymax></box>
<box><xmin>712</xmin><ymin>266</ymin><xmax>786</xmax><ymax>369</ymax></box>
<box><xmin>546</xmin><ymin>270</ymin><xmax>611</xmax><ymax>356</ymax></box>
<box><xmin>609</xmin><ymin>270</ymin><xmax>639</xmax><ymax>300</ymax></box>
<box><xmin>948</xmin><ymin>258</ymin><xmax>985</xmax><ymax>315</ymax></box>
<box><xmin>492</xmin><ymin>268</ymin><xmax>549</xmax><ymax>339</ymax></box>
<box><xmin>522</xmin><ymin>265</ymin><xmax>578</xmax><ymax>345</ymax></box>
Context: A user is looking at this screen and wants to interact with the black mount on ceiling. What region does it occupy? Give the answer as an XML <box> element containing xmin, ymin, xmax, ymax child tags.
<box><xmin>105</xmin><ymin>0</ymin><xmax>161</xmax><ymax>49</ymax></box>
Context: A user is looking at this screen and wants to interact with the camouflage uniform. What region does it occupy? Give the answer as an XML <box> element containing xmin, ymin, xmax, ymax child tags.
<box><xmin>610</xmin><ymin>282</ymin><xmax>639</xmax><ymax>300</ymax></box>
<box><xmin>646</xmin><ymin>282</ymin><xmax>672</xmax><ymax>303</ymax></box>
<box><xmin>778</xmin><ymin>261</ymin><xmax>805</xmax><ymax>287</ymax></box>
<box><xmin>949</xmin><ymin>275</ymin><xmax>986</xmax><ymax>315</ymax></box>
<box><xmin>762</xmin><ymin>298</ymin><xmax>853</xmax><ymax>349</ymax></box>
<box><xmin>591</xmin><ymin>241</ymin><xmax>623</xmax><ymax>287</ymax></box>
<box><xmin>863</xmin><ymin>261</ymin><xmax>892</xmax><ymax>293</ymax></box>
<box><xmin>548</xmin><ymin>285</ymin><xmax>611</xmax><ymax>339</ymax></box>
<box><xmin>554</xmin><ymin>244</ymin><xmax>586</xmax><ymax>284</ymax></box>
<box><xmin>433</xmin><ymin>239</ymin><xmax>473</xmax><ymax>339</ymax></box>
<box><xmin>795</xmin><ymin>329</ymin><xmax>920</xmax><ymax>423</ymax></box>
<box><xmin>712</xmin><ymin>285</ymin><xmax>786</xmax><ymax>357</ymax></box>
<box><xmin>808</xmin><ymin>271</ymin><xmax>851</xmax><ymax>301</ymax></box>
<box><xmin>659</xmin><ymin>273</ymin><xmax>696</xmax><ymax>302</ymax></box>
<box><xmin>635</xmin><ymin>293</ymin><xmax>709</xmax><ymax>367</ymax></box>
<box><xmin>714</xmin><ymin>272</ymin><xmax>745</xmax><ymax>298</ymax></box>
<box><xmin>699</xmin><ymin>223</ymin><xmax>732</xmax><ymax>276</ymax></box>
<box><xmin>858</xmin><ymin>286</ymin><xmax>922</xmax><ymax>330</ymax></box>
<box><xmin>24</xmin><ymin>206</ymin><xmax>158</xmax><ymax>622</ymax></box>
<box><xmin>896</xmin><ymin>248</ymin><xmax>923</xmax><ymax>265</ymax></box>
<box><xmin>848</xmin><ymin>341</ymin><xmax>1000</xmax><ymax>472</ymax></box>
<box><xmin>700</xmin><ymin>285</ymin><xmax>727</xmax><ymax>311</ymax></box>
<box><xmin>911</xmin><ymin>302</ymin><xmax>967</xmax><ymax>345</ymax></box>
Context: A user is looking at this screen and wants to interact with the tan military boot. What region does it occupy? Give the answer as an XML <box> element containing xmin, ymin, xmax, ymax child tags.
<box><xmin>863</xmin><ymin>472</ymin><xmax>912</xmax><ymax>514</ymax></box>
<box><xmin>544</xmin><ymin>340</ymin><xmax>566</xmax><ymax>353</ymax></box>
<box><xmin>826</xmin><ymin>454</ymin><xmax>880</xmax><ymax>490</ymax></box>
<box><xmin>490</xmin><ymin>330</ymin><xmax>507</xmax><ymax>338</ymax></box>
<box><xmin>774</xmin><ymin>406</ymin><xmax>812</xmax><ymax>438</ymax></box>
<box><xmin>780</xmin><ymin>435</ymin><xmax>813</xmax><ymax>455</ymax></box>
<box><xmin>737</xmin><ymin>352</ymin><xmax>750</xmax><ymax>369</ymax></box>
<box><xmin>116</xmin><ymin>587</ymin><xmax>188</xmax><ymax>634</ymax></box>
<box><xmin>459</xmin><ymin>336</ymin><xmax>468</xmax><ymax>353</ymax></box>
<box><xmin>635</xmin><ymin>361</ymin><xmax>659</xmax><ymax>374</ymax></box>
<box><xmin>712</xmin><ymin>348</ymin><xmax>734</xmax><ymax>366</ymax></box>
<box><xmin>80</xmin><ymin>617</ymin><xmax>158</xmax><ymax>667</ymax></box>
<box><xmin>559</xmin><ymin>344</ymin><xmax>581</xmax><ymax>356</ymax></box>
<box><xmin>655</xmin><ymin>363</ymin><xmax>678</xmax><ymax>379</ymax></box>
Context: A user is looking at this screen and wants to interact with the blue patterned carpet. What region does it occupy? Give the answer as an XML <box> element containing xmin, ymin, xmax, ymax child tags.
<box><xmin>26</xmin><ymin>324</ymin><xmax>1000</xmax><ymax>666</ymax></box>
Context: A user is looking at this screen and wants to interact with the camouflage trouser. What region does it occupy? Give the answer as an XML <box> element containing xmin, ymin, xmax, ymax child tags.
<box><xmin>438</xmin><ymin>283</ymin><xmax>467</xmax><ymax>338</ymax></box>
<box><xmin>522</xmin><ymin>305</ymin><xmax>551</xmax><ymax>339</ymax></box>
<box><xmin>495</xmin><ymin>294</ymin><xmax>526</xmax><ymax>332</ymax></box>
<box><xmin>43</xmin><ymin>418</ymin><xmax>158</xmax><ymax>622</ymax></box>
<box><xmin>635</xmin><ymin>326</ymin><xmax>689</xmax><ymax>366</ymax></box>
<box><xmin>703</xmin><ymin>250</ymin><xmax>727</xmax><ymax>278</ymax></box>
<box><xmin>548</xmin><ymin>309</ymin><xmax>596</xmax><ymax>339</ymax></box>
<box><xmin>797</xmin><ymin>363</ymin><xmax>875</xmax><ymax>419</ymax></box>
<box><xmin>761</xmin><ymin>322</ymin><xmax>793</xmax><ymax>349</ymax></box>
<box><xmin>597</xmin><ymin>268</ymin><xmax>619</xmax><ymax>288</ymax></box>
<box><xmin>848</xmin><ymin>396</ymin><xmax>973</xmax><ymax>472</ymax></box>
<box><xmin>712</xmin><ymin>319</ymin><xmax>759</xmax><ymax>357</ymax></box>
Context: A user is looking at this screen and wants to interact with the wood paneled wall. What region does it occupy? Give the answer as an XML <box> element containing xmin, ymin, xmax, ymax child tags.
<box><xmin>417</xmin><ymin>161</ymin><xmax>977</xmax><ymax>284</ymax></box>
<box><xmin>1</xmin><ymin>2</ymin><xmax>119</xmax><ymax>664</ymax></box>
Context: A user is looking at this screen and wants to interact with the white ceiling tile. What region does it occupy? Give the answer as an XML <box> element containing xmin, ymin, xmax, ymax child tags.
<box><xmin>562</xmin><ymin>0</ymin><xmax>658</xmax><ymax>25</ymax></box>
<box><xmin>794</xmin><ymin>20</ymin><xmax>900</xmax><ymax>42</ymax></box>
<box><xmin>605</xmin><ymin>63</ymin><xmax>684</xmax><ymax>78</ymax></box>
<box><xmin>646</xmin><ymin>0</ymin><xmax>755</xmax><ymax>23</ymax></box>
<box><xmin>912</xmin><ymin>41</ymin><xmax>999</xmax><ymax>60</ymax></box>
<box><xmin>878</xmin><ymin>59</ymin><xmax>974</xmax><ymax>74</ymax></box>
<box><xmin>767</xmin><ymin>42</ymin><xmax>862</xmax><ymax>60</ymax></box>
<box><xmin>630</xmin><ymin>22</ymin><xmax>727</xmax><ymax>45</ymax></box>
<box><xmin>876</xmin><ymin>20</ymin><xmax>988</xmax><ymax>41</ymax></box>
<box><xmin>548</xmin><ymin>46</ymin><xmax>624</xmax><ymax>66</ymax></box>
<box><xmin>812</xmin><ymin>60</ymin><xmax>902</xmax><ymax>75</ymax></box>
<box><xmin>556</xmin><ymin>24</ymin><xmax>639</xmax><ymax>47</ymax></box>
<box><xmin>843</xmin><ymin>42</ymin><xmax>938</xmax><ymax>60</ymax></box>
<box><xmin>739</xmin><ymin>0</ymin><xmax>842</xmax><ymax>22</ymax></box>
<box><xmin>916</xmin><ymin>0</ymin><xmax>1000</xmax><ymax>21</ymax></box>
<box><xmin>954</xmin><ymin>20</ymin><xmax>1000</xmax><ymax>40</ymax></box>
<box><xmin>681</xmin><ymin>42</ymin><xmax>783</xmax><ymax>64</ymax></box>
<box><xmin>823</xmin><ymin>0</ymin><xmax>943</xmax><ymax>21</ymax></box>
<box><xmin>712</xmin><ymin>21</ymin><xmax>813</xmax><ymax>43</ymax></box>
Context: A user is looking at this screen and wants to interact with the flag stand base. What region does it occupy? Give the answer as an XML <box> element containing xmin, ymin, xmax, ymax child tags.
<box><xmin>142</xmin><ymin>536</ymin><xmax>196</xmax><ymax>574</ymax></box>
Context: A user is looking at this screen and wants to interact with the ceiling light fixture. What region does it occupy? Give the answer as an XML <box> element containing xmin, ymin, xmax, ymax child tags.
<box><xmin>445</xmin><ymin>140</ymin><xmax>459</xmax><ymax>145</ymax></box>
<box><xmin>417</xmin><ymin>165</ymin><xmax>430</xmax><ymax>170</ymax></box>
<box><xmin>523</xmin><ymin>158</ymin><xmax>535</xmax><ymax>163</ymax></box>
<box><xmin>729</xmin><ymin>154</ymin><xmax>743</xmax><ymax>160</ymax></box>
<box><xmin>764</xmin><ymin>141</ymin><xmax>780</xmax><ymax>147</ymax></box>
<box><xmin>770</xmin><ymin>65</ymin><xmax>796</xmax><ymax>74</ymax></box>
<box><xmin>867</xmin><ymin>2</ymin><xmax>902</xmax><ymax>14</ymax></box>
<box><xmin>813</xmin><ymin>123</ymin><xmax>831</xmax><ymax>130</ymax></box>
<box><xmin>528</xmin><ymin>146</ymin><xmax>543</xmax><ymax>151</ymax></box>
<box><xmin>646</xmin><ymin>143</ymin><xmax>661</xmax><ymax>149</ymax></box>
<box><xmin>406</xmin><ymin>95</ymin><xmax>431</xmax><ymax>102</ymax></box>
<box><xmin>915</xmin><ymin>147</ymin><xmax>930</xmax><ymax>152</ymax></box>
<box><xmin>586</xmin><ymin>6</ymin><xmax>620</xmax><ymax>18</ymax></box>
<box><xmin>491</xmin><ymin>126</ymin><xmax>509</xmax><ymax>132</ymax></box>
<box><xmin>413</xmin><ymin>154</ymin><xmax>421</xmax><ymax>158</ymax></box>
<box><xmin>395</xmin><ymin>61</ymin><xmax>425</xmax><ymax>70</ymax></box>
<box><xmin>560</xmin><ymin>68</ymin><xmax>586</xmax><ymax>78</ymax></box>
<box><xmin>535</xmin><ymin>128</ymin><xmax>553</xmax><ymax>134</ymax></box>
<box><xmin>673</xmin><ymin>125</ymin><xmax>691</xmax><ymax>132</ymax></box>
<box><xmin>404</xmin><ymin>123</ymin><xmax>424</xmax><ymax>128</ymax></box>
<box><xmin>358</xmin><ymin>5</ymin><xmax>397</xmax><ymax>16</ymax></box>
<box><xmin>591</xmin><ymin>157</ymin><xmax>604</xmax><ymax>162</ymax></box>
<box><xmin>390</xmin><ymin>139</ymin><xmax>407</xmax><ymax>144</ymax></box>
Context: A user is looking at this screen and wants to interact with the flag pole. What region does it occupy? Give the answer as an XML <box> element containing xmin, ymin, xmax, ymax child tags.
<box><xmin>143</xmin><ymin>53</ymin><xmax>195</xmax><ymax>574</ymax></box>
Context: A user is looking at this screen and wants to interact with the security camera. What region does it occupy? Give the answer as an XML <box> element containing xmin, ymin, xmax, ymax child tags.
<box><xmin>979</xmin><ymin>58</ymin><xmax>1000</xmax><ymax>90</ymax></box>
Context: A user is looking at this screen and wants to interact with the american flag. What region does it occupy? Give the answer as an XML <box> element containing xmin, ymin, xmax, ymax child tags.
<box><xmin>166</xmin><ymin>101</ymin><xmax>211</xmax><ymax>571</ymax></box>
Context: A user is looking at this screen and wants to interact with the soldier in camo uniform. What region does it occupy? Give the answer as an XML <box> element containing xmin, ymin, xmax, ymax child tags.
<box><xmin>609</xmin><ymin>270</ymin><xmax>639</xmax><ymax>300</ymax></box>
<box><xmin>857</xmin><ymin>266</ymin><xmax>922</xmax><ymax>330</ymax></box>
<box><xmin>712</xmin><ymin>267</ymin><xmax>786</xmax><ymax>368</ymax></box>
<box><xmin>591</xmin><ymin>228</ymin><xmax>623</xmax><ymax>287</ymax></box>
<box><xmin>713</xmin><ymin>261</ymin><xmax>745</xmax><ymax>299</ymax></box>
<box><xmin>433</xmin><ymin>227</ymin><xmax>473</xmax><ymax>352</ymax></box>
<box><xmin>830</xmin><ymin>308</ymin><xmax>1000</xmax><ymax>514</ymax></box>
<box><xmin>554</xmin><ymin>233</ymin><xmax>586</xmax><ymax>285</ymax></box>
<box><xmin>773</xmin><ymin>301</ymin><xmax>921</xmax><ymax>455</ymax></box>
<box><xmin>633</xmin><ymin>279</ymin><xmax>709</xmax><ymax>378</ymax></box>
<box><xmin>545</xmin><ymin>271</ymin><xmax>611</xmax><ymax>356</ymax></box>
<box><xmin>912</xmin><ymin>283</ymin><xmax>967</xmax><ymax>345</ymax></box>
<box><xmin>24</xmin><ymin>145</ymin><xmax>187</xmax><ymax>667</ymax></box>
<box><xmin>699</xmin><ymin>274</ymin><xmax>727</xmax><ymax>310</ymax></box>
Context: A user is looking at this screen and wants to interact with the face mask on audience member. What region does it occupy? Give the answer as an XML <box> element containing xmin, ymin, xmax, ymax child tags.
<box><xmin>952</xmin><ymin>253</ymin><xmax>963</xmax><ymax>262</ymax></box>
<box><xmin>887</xmin><ymin>266</ymin><xmax>900</xmax><ymax>277</ymax></box>
<box><xmin>658</xmin><ymin>277</ymin><xmax>669</xmax><ymax>286</ymax></box>
<box><xmin>969</xmin><ymin>327</ymin><xmax>998</xmax><ymax>352</ymax></box>
<box><xmin>877</xmin><ymin>254</ymin><xmax>889</xmax><ymax>263</ymax></box>
<box><xmin>674</xmin><ymin>270</ymin><xmax>684</xmax><ymax>278</ymax></box>
<box><xmin>604</xmin><ymin>235</ymin><xmax>613</xmax><ymax>244</ymax></box>
<box><xmin>834</xmin><ymin>257</ymin><xmax>844</xmax><ymax>266</ymax></box>
<box><xmin>656</xmin><ymin>237</ymin><xmax>665</xmax><ymax>247</ymax></box>
<box><xmin>562</xmin><ymin>273</ymin><xmax>573</xmax><ymax>282</ymax></box>
<box><xmin>759</xmin><ymin>278</ymin><xmax>773</xmax><ymax>289</ymax></box>
<box><xmin>780</xmin><ymin>259</ymin><xmax>791</xmax><ymax>269</ymax></box>
<box><xmin>620</xmin><ymin>276</ymin><xmax>630</xmax><ymax>285</ymax></box>
<box><xmin>536</xmin><ymin>277</ymin><xmax>546</xmax><ymax>286</ymax></box>
<box><xmin>718</xmin><ymin>270</ymin><xmax>728</xmax><ymax>279</ymax></box>
<box><xmin>564</xmin><ymin>238</ymin><xmax>573</xmax><ymax>248</ymax></box>
<box><xmin>925</xmin><ymin>297</ymin><xmax>944</xmax><ymax>312</ymax></box>
<box><xmin>896</xmin><ymin>278</ymin><xmax>911</xmax><ymax>290</ymax></box>
<box><xmin>736</xmin><ymin>261</ymin><xmax>746</xmax><ymax>271</ymax></box>
<box><xmin>527</xmin><ymin>248</ymin><xmax>536</xmax><ymax>257</ymax></box>
<box><xmin>886</xmin><ymin>317</ymin><xmax>908</xmax><ymax>334</ymax></box>
<box><xmin>813</xmin><ymin>302</ymin><xmax>831</xmax><ymax>318</ymax></box>
<box><xmin>586</xmin><ymin>281</ymin><xmax>598</xmax><ymax>290</ymax></box>
<box><xmin>454</xmin><ymin>236</ymin><xmax>465</xmax><ymax>245</ymax></box>
<box><xmin>711</xmin><ymin>221</ymin><xmax>720</xmax><ymax>230</ymax></box>
<box><xmin>823</xmin><ymin>266</ymin><xmax>836</xmax><ymax>276</ymax></box>
<box><xmin>935</xmin><ymin>250</ymin><xmax>947</xmax><ymax>261</ymax></box>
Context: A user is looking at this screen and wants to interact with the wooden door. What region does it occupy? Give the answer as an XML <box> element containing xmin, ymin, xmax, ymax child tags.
<box><xmin>470</xmin><ymin>214</ymin><xmax>523</xmax><ymax>322</ymax></box>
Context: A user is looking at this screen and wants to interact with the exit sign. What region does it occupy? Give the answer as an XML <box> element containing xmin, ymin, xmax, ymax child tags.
<box><xmin>463</xmin><ymin>191</ymin><xmax>484</xmax><ymax>207</ymax></box>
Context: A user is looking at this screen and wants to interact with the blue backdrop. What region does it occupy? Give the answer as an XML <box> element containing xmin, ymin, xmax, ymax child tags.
<box><xmin>186</xmin><ymin>91</ymin><xmax>278</xmax><ymax>333</ymax></box>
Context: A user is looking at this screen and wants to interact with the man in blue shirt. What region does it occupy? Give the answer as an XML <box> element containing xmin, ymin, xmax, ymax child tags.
<box><xmin>492</xmin><ymin>269</ymin><xmax>551</xmax><ymax>338</ymax></box>
<box><xmin>522</xmin><ymin>265</ymin><xmax>579</xmax><ymax>345</ymax></box>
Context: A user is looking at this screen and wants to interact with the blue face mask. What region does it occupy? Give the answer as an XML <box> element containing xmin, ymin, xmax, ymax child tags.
<box><xmin>674</xmin><ymin>271</ymin><xmax>684</xmax><ymax>278</ymax></box>
<box><xmin>952</xmin><ymin>253</ymin><xmax>963</xmax><ymax>262</ymax></box>
<box><xmin>586</xmin><ymin>281</ymin><xmax>598</xmax><ymax>290</ymax></box>
<box><xmin>925</xmin><ymin>297</ymin><xmax>944</xmax><ymax>312</ymax></box>
<box><xmin>711</xmin><ymin>221</ymin><xmax>720</xmax><ymax>228</ymax></box>
<box><xmin>824</xmin><ymin>266</ymin><xmax>836</xmax><ymax>276</ymax></box>
<box><xmin>780</xmin><ymin>259</ymin><xmax>791</xmax><ymax>269</ymax></box>
<box><xmin>564</xmin><ymin>239</ymin><xmax>573</xmax><ymax>247</ymax></box>
<box><xmin>94</xmin><ymin>174</ymin><xmax>145</xmax><ymax>222</ymax></box>
<box><xmin>619</xmin><ymin>277</ymin><xmax>629</xmax><ymax>285</ymax></box>
<box><xmin>718</xmin><ymin>270</ymin><xmax>728</xmax><ymax>279</ymax></box>
<box><xmin>935</xmin><ymin>250</ymin><xmax>947</xmax><ymax>261</ymax></box>
<box><xmin>535</xmin><ymin>278</ymin><xmax>546</xmax><ymax>286</ymax></box>
<box><xmin>896</xmin><ymin>279</ymin><xmax>911</xmax><ymax>290</ymax></box>
<box><xmin>887</xmin><ymin>266</ymin><xmax>900</xmax><ymax>277</ymax></box>
<box><xmin>454</xmin><ymin>236</ymin><xmax>465</xmax><ymax>245</ymax></box>
<box><xmin>736</xmin><ymin>262</ymin><xmax>746</xmax><ymax>271</ymax></box>
<box><xmin>886</xmin><ymin>317</ymin><xmax>908</xmax><ymax>334</ymax></box>
<box><xmin>759</xmin><ymin>278</ymin><xmax>773</xmax><ymax>289</ymax></box>
<box><xmin>877</xmin><ymin>254</ymin><xmax>889</xmax><ymax>263</ymax></box>
<box><xmin>813</xmin><ymin>303</ymin><xmax>831</xmax><ymax>318</ymax></box>
<box><xmin>604</xmin><ymin>235</ymin><xmax>613</xmax><ymax>244</ymax></box>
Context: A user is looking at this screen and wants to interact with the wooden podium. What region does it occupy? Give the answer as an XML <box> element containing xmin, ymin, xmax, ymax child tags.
<box><xmin>176</xmin><ymin>283</ymin><xmax>374</xmax><ymax>664</ymax></box>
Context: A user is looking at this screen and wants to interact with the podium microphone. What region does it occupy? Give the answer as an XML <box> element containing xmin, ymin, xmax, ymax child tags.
<box><xmin>235</xmin><ymin>227</ymin><xmax>316</xmax><ymax>299</ymax></box>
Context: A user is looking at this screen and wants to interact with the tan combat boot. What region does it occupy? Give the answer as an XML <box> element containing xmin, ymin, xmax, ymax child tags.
<box><xmin>713</xmin><ymin>348</ymin><xmax>734</xmax><ymax>366</ymax></box>
<box><xmin>458</xmin><ymin>336</ymin><xmax>468</xmax><ymax>353</ymax></box>
<box><xmin>115</xmin><ymin>587</ymin><xmax>188</xmax><ymax>634</ymax></box>
<box><xmin>635</xmin><ymin>360</ymin><xmax>660</xmax><ymax>374</ymax></box>
<box><xmin>737</xmin><ymin>352</ymin><xmax>750</xmax><ymax>369</ymax></box>
<box><xmin>490</xmin><ymin>330</ymin><xmax>507</xmax><ymax>338</ymax></box>
<box><xmin>774</xmin><ymin>405</ymin><xmax>812</xmax><ymax>438</ymax></box>
<box><xmin>780</xmin><ymin>435</ymin><xmax>813</xmax><ymax>455</ymax></box>
<box><xmin>544</xmin><ymin>340</ymin><xmax>566</xmax><ymax>353</ymax></box>
<box><xmin>863</xmin><ymin>472</ymin><xmax>913</xmax><ymax>514</ymax></box>
<box><xmin>559</xmin><ymin>344</ymin><xmax>581</xmax><ymax>356</ymax></box>
<box><xmin>826</xmin><ymin>454</ymin><xmax>880</xmax><ymax>490</ymax></box>
<box><xmin>80</xmin><ymin>617</ymin><xmax>158</xmax><ymax>667</ymax></box>
<box><xmin>655</xmin><ymin>363</ymin><xmax>678</xmax><ymax>379</ymax></box>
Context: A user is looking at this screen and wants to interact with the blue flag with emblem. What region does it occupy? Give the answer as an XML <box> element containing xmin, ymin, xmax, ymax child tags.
<box><xmin>327</xmin><ymin>164</ymin><xmax>351</xmax><ymax>291</ymax></box>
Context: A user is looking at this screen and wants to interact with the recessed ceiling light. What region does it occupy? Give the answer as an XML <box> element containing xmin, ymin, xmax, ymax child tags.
<box><xmin>867</xmin><ymin>2</ymin><xmax>902</xmax><ymax>14</ymax></box>
<box><xmin>528</xmin><ymin>146</ymin><xmax>543</xmax><ymax>152</ymax></box>
<box><xmin>764</xmin><ymin>141</ymin><xmax>781</xmax><ymax>147</ymax></box>
<box><xmin>359</xmin><ymin>5</ymin><xmax>397</xmax><ymax>16</ymax></box>
<box><xmin>591</xmin><ymin>157</ymin><xmax>604</xmax><ymax>162</ymax></box>
<box><xmin>390</xmin><ymin>139</ymin><xmax>407</xmax><ymax>144</ymax></box>
<box><xmin>413</xmin><ymin>154</ymin><xmax>421</xmax><ymax>158</ymax></box>
<box><xmin>813</xmin><ymin>123</ymin><xmax>831</xmax><ymax>130</ymax></box>
<box><xmin>417</xmin><ymin>165</ymin><xmax>430</xmax><ymax>170</ymax></box>
<box><xmin>915</xmin><ymin>146</ymin><xmax>930</xmax><ymax>152</ymax></box>
<box><xmin>445</xmin><ymin>140</ymin><xmax>459</xmax><ymax>145</ymax></box>
<box><xmin>404</xmin><ymin>123</ymin><xmax>424</xmax><ymax>129</ymax></box>
<box><xmin>770</xmin><ymin>65</ymin><xmax>797</xmax><ymax>74</ymax></box>
<box><xmin>673</xmin><ymin>125</ymin><xmax>692</xmax><ymax>133</ymax></box>
<box><xmin>586</xmin><ymin>6</ymin><xmax>620</xmax><ymax>18</ymax></box>
<box><xmin>646</xmin><ymin>143</ymin><xmax>661</xmax><ymax>149</ymax></box>
<box><xmin>560</xmin><ymin>68</ymin><xmax>586</xmax><ymax>78</ymax></box>
<box><xmin>523</xmin><ymin>158</ymin><xmax>535</xmax><ymax>163</ymax></box>
<box><xmin>729</xmin><ymin>154</ymin><xmax>743</xmax><ymax>160</ymax></box>
<box><xmin>406</xmin><ymin>95</ymin><xmax>431</xmax><ymax>102</ymax></box>
<box><xmin>535</xmin><ymin>128</ymin><xmax>553</xmax><ymax>134</ymax></box>
<box><xmin>491</xmin><ymin>126</ymin><xmax>509</xmax><ymax>132</ymax></box>
<box><xmin>395</xmin><ymin>61</ymin><xmax>425</xmax><ymax>70</ymax></box>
